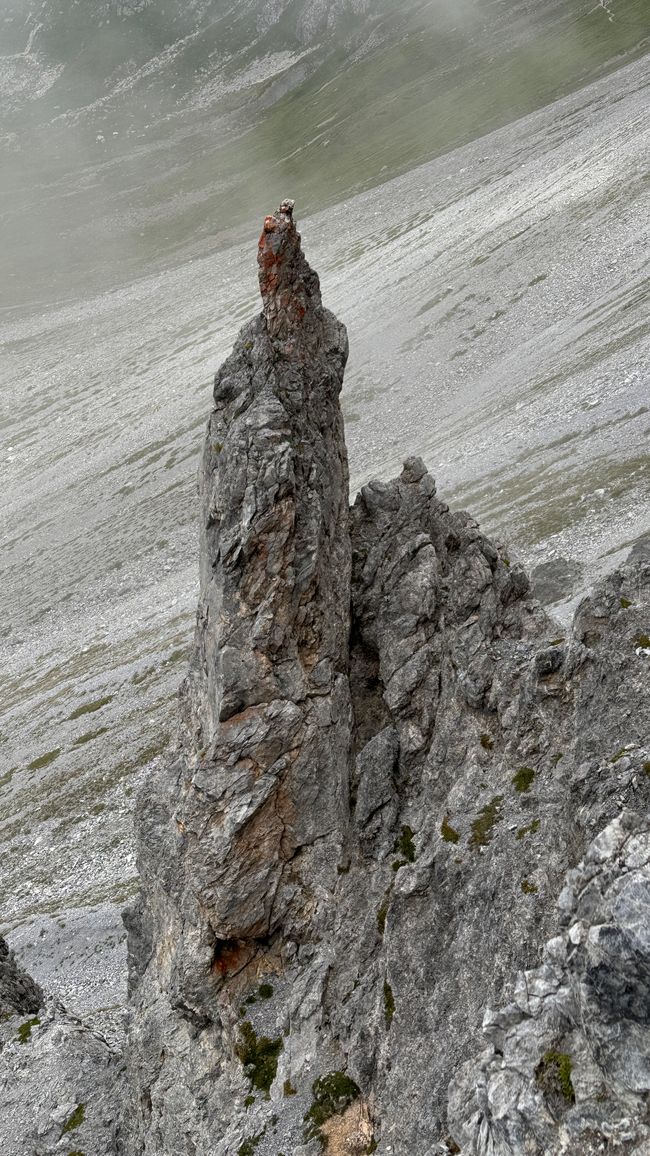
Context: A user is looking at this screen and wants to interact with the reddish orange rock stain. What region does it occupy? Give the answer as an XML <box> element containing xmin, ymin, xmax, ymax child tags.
<box><xmin>211</xmin><ymin>938</ymin><xmax>251</xmax><ymax>978</ymax></box>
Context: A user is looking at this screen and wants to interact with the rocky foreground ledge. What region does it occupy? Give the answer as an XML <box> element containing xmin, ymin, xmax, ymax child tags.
<box><xmin>1</xmin><ymin>206</ymin><xmax>649</xmax><ymax>1156</ymax></box>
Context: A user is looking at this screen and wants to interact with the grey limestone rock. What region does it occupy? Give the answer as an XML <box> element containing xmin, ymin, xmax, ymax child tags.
<box><xmin>448</xmin><ymin>811</ymin><xmax>650</xmax><ymax>1155</ymax></box>
<box><xmin>0</xmin><ymin>1000</ymin><xmax>120</xmax><ymax>1156</ymax></box>
<box><xmin>119</xmin><ymin>202</ymin><xmax>354</xmax><ymax>1155</ymax></box>
<box><xmin>118</xmin><ymin>206</ymin><xmax>650</xmax><ymax>1155</ymax></box>
<box><xmin>2</xmin><ymin>206</ymin><xmax>649</xmax><ymax>1156</ymax></box>
<box><xmin>0</xmin><ymin>935</ymin><xmax>121</xmax><ymax>1156</ymax></box>
<box><xmin>0</xmin><ymin>934</ymin><xmax>43</xmax><ymax>1017</ymax></box>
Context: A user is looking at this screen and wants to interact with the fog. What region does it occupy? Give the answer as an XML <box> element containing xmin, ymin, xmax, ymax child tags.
<box><xmin>1</xmin><ymin>0</ymin><xmax>648</xmax><ymax>308</ymax></box>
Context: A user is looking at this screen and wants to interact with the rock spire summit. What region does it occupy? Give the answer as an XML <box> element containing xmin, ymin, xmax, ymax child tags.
<box><xmin>258</xmin><ymin>199</ymin><xmax>323</xmax><ymax>344</ymax></box>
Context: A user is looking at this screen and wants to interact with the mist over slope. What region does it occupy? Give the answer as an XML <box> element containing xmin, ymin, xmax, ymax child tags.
<box><xmin>1</xmin><ymin>0</ymin><xmax>648</xmax><ymax>305</ymax></box>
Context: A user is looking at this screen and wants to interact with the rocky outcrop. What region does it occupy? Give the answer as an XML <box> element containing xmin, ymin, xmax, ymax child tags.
<box><xmin>0</xmin><ymin>935</ymin><xmax>42</xmax><ymax>1017</ymax></box>
<box><xmin>117</xmin><ymin>205</ymin><xmax>650</xmax><ymax>1155</ymax></box>
<box><xmin>120</xmin><ymin>200</ymin><xmax>354</xmax><ymax>1154</ymax></box>
<box><xmin>1</xmin><ymin>204</ymin><xmax>646</xmax><ymax>1156</ymax></box>
<box><xmin>0</xmin><ymin>938</ymin><xmax>119</xmax><ymax>1156</ymax></box>
<box><xmin>449</xmin><ymin>811</ymin><xmax>650</xmax><ymax>1155</ymax></box>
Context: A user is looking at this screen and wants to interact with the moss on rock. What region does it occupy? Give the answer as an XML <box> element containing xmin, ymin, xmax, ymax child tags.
<box><xmin>238</xmin><ymin>1131</ymin><xmax>263</xmax><ymax>1156</ymax></box>
<box><xmin>61</xmin><ymin>1104</ymin><xmax>85</xmax><ymax>1135</ymax></box>
<box><xmin>470</xmin><ymin>796</ymin><xmax>503</xmax><ymax>848</ymax></box>
<box><xmin>236</xmin><ymin>1021</ymin><xmax>283</xmax><ymax>1096</ymax></box>
<box><xmin>16</xmin><ymin>1017</ymin><xmax>40</xmax><ymax>1044</ymax></box>
<box><xmin>441</xmin><ymin>817</ymin><xmax>460</xmax><ymax>844</ymax></box>
<box><xmin>304</xmin><ymin>1071</ymin><xmax>361</xmax><ymax>1145</ymax></box>
<box><xmin>384</xmin><ymin>980</ymin><xmax>395</xmax><ymax>1028</ymax></box>
<box><xmin>393</xmin><ymin>825</ymin><xmax>416</xmax><ymax>862</ymax></box>
<box><xmin>516</xmin><ymin>818</ymin><xmax>540</xmax><ymax>841</ymax></box>
<box><xmin>536</xmin><ymin>1050</ymin><xmax>575</xmax><ymax>1103</ymax></box>
<box><xmin>512</xmin><ymin>766</ymin><xmax>535</xmax><ymax>792</ymax></box>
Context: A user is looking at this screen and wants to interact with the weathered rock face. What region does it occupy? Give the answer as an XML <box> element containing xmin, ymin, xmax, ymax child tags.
<box><xmin>449</xmin><ymin>811</ymin><xmax>650</xmax><ymax>1155</ymax></box>
<box><xmin>0</xmin><ymin>999</ymin><xmax>120</xmax><ymax>1156</ymax></box>
<box><xmin>0</xmin><ymin>935</ymin><xmax>42</xmax><ymax>1017</ymax></box>
<box><xmin>119</xmin><ymin>202</ymin><xmax>354</xmax><ymax>1153</ymax></box>
<box><xmin>0</xmin><ymin>938</ymin><xmax>118</xmax><ymax>1156</ymax></box>
<box><xmin>118</xmin><ymin>206</ymin><xmax>650</xmax><ymax>1156</ymax></box>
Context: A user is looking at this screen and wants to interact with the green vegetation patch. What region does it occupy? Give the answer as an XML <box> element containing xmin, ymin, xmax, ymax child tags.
<box><xmin>283</xmin><ymin>1079</ymin><xmax>297</xmax><ymax>1097</ymax></box>
<box><xmin>238</xmin><ymin>1131</ymin><xmax>264</xmax><ymax>1156</ymax></box>
<box><xmin>27</xmin><ymin>749</ymin><xmax>60</xmax><ymax>771</ymax></box>
<box><xmin>73</xmin><ymin>727</ymin><xmax>108</xmax><ymax>746</ymax></box>
<box><xmin>0</xmin><ymin>766</ymin><xmax>17</xmax><ymax>789</ymax></box>
<box><xmin>536</xmin><ymin>1051</ymin><xmax>575</xmax><ymax>1103</ymax></box>
<box><xmin>243</xmin><ymin>1094</ymin><xmax>255</xmax><ymax>1108</ymax></box>
<box><xmin>521</xmin><ymin>879</ymin><xmax>538</xmax><ymax>895</ymax></box>
<box><xmin>636</xmin><ymin>634</ymin><xmax>650</xmax><ymax>649</ymax></box>
<box><xmin>384</xmin><ymin>980</ymin><xmax>395</xmax><ymax>1028</ymax></box>
<box><xmin>620</xmin><ymin>597</ymin><xmax>632</xmax><ymax>609</ymax></box>
<box><xmin>68</xmin><ymin>695</ymin><xmax>113</xmax><ymax>720</ymax></box>
<box><xmin>61</xmin><ymin>1104</ymin><xmax>86</xmax><ymax>1135</ymax></box>
<box><xmin>236</xmin><ymin>1021</ymin><xmax>283</xmax><ymax>1096</ymax></box>
<box><xmin>134</xmin><ymin>735</ymin><xmax>169</xmax><ymax>767</ymax></box>
<box><xmin>470</xmin><ymin>796</ymin><xmax>503</xmax><ymax>849</ymax></box>
<box><xmin>479</xmin><ymin>733</ymin><xmax>494</xmax><ymax>750</ymax></box>
<box><xmin>376</xmin><ymin>893</ymin><xmax>390</xmax><ymax>936</ymax></box>
<box><xmin>611</xmin><ymin>746</ymin><xmax>634</xmax><ymax>763</ymax></box>
<box><xmin>258</xmin><ymin>982</ymin><xmax>273</xmax><ymax>1000</ymax></box>
<box><xmin>516</xmin><ymin>818</ymin><xmax>540</xmax><ymax>841</ymax></box>
<box><xmin>512</xmin><ymin>766</ymin><xmax>535</xmax><ymax>793</ymax></box>
<box><xmin>441</xmin><ymin>817</ymin><xmax>460</xmax><ymax>844</ymax></box>
<box><xmin>644</xmin><ymin>762</ymin><xmax>650</xmax><ymax>776</ymax></box>
<box><xmin>393</xmin><ymin>825</ymin><xmax>416</xmax><ymax>862</ymax></box>
<box><xmin>304</xmin><ymin>1071</ymin><xmax>361</xmax><ymax>1145</ymax></box>
<box><xmin>16</xmin><ymin>1016</ymin><xmax>40</xmax><ymax>1044</ymax></box>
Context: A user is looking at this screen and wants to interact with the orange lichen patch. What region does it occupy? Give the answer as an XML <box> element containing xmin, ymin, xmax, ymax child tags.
<box><xmin>211</xmin><ymin>938</ymin><xmax>256</xmax><ymax>979</ymax></box>
<box><xmin>320</xmin><ymin>1100</ymin><xmax>373</xmax><ymax>1155</ymax></box>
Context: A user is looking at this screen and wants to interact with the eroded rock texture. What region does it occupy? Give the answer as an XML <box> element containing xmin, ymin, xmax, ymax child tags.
<box><xmin>0</xmin><ymin>940</ymin><xmax>118</xmax><ymax>1156</ymax></box>
<box><xmin>117</xmin><ymin>207</ymin><xmax>650</xmax><ymax>1156</ymax></box>
<box><xmin>0</xmin><ymin>934</ymin><xmax>42</xmax><ymax>1017</ymax></box>
<box><xmin>120</xmin><ymin>202</ymin><xmax>354</xmax><ymax>1153</ymax></box>
<box><xmin>449</xmin><ymin>812</ymin><xmax>650</xmax><ymax>1155</ymax></box>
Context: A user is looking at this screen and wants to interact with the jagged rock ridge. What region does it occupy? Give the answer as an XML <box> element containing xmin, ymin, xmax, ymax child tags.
<box><xmin>0</xmin><ymin>207</ymin><xmax>648</xmax><ymax>1156</ymax></box>
<box><xmin>0</xmin><ymin>935</ymin><xmax>42</xmax><ymax>1017</ymax></box>
<box><xmin>118</xmin><ymin>206</ymin><xmax>650</xmax><ymax>1155</ymax></box>
<box><xmin>0</xmin><ymin>936</ymin><xmax>118</xmax><ymax>1156</ymax></box>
